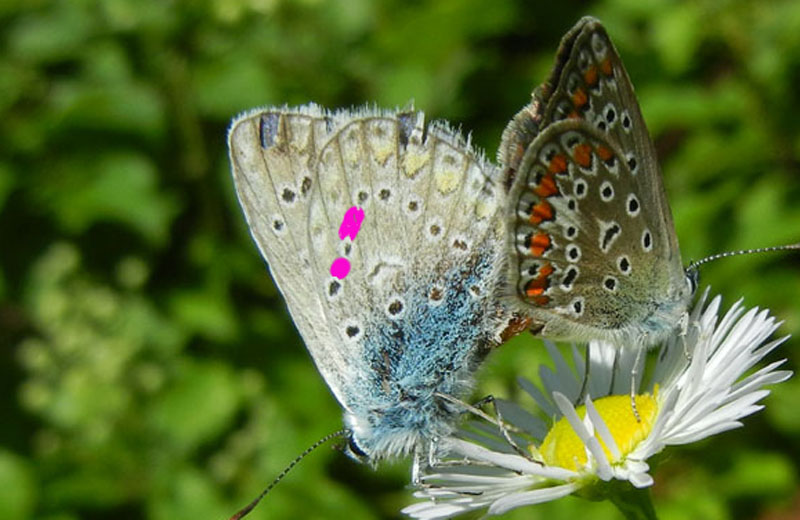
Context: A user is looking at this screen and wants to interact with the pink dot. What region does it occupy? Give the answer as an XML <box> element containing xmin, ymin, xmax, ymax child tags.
<box><xmin>330</xmin><ymin>257</ymin><xmax>351</xmax><ymax>279</ymax></box>
<box><xmin>339</xmin><ymin>206</ymin><xmax>365</xmax><ymax>240</ymax></box>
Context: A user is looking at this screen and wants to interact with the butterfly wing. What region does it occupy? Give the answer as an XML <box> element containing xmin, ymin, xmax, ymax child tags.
<box><xmin>229</xmin><ymin>105</ymin><xmax>510</xmax><ymax>457</ymax></box>
<box><xmin>503</xmin><ymin>18</ymin><xmax>690</xmax><ymax>346</ymax></box>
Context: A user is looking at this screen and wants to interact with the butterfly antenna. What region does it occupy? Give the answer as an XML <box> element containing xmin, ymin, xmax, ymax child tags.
<box><xmin>227</xmin><ymin>429</ymin><xmax>349</xmax><ymax>520</ymax></box>
<box><xmin>687</xmin><ymin>243</ymin><xmax>800</xmax><ymax>272</ymax></box>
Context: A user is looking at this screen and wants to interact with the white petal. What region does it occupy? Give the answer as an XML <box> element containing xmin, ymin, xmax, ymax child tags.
<box><xmin>487</xmin><ymin>483</ymin><xmax>579</xmax><ymax>515</ymax></box>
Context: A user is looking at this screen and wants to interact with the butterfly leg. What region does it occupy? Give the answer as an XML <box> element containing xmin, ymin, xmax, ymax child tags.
<box><xmin>478</xmin><ymin>395</ymin><xmax>535</xmax><ymax>461</ymax></box>
<box><xmin>679</xmin><ymin>312</ymin><xmax>693</xmax><ymax>362</ymax></box>
<box><xmin>434</xmin><ymin>392</ymin><xmax>533</xmax><ymax>460</ymax></box>
<box><xmin>575</xmin><ymin>342</ymin><xmax>592</xmax><ymax>405</ymax></box>
<box><xmin>411</xmin><ymin>448</ymin><xmax>422</xmax><ymax>485</ymax></box>
<box><xmin>629</xmin><ymin>346</ymin><xmax>644</xmax><ymax>423</ymax></box>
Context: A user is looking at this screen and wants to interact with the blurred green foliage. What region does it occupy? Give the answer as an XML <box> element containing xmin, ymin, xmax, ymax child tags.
<box><xmin>1</xmin><ymin>0</ymin><xmax>799</xmax><ymax>519</ymax></box>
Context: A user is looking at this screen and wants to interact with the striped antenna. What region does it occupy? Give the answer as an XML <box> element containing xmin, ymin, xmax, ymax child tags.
<box><xmin>687</xmin><ymin>243</ymin><xmax>800</xmax><ymax>272</ymax></box>
<box><xmin>228</xmin><ymin>429</ymin><xmax>349</xmax><ymax>520</ymax></box>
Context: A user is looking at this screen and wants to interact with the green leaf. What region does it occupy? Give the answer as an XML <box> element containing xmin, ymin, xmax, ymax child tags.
<box><xmin>0</xmin><ymin>451</ymin><xmax>36</xmax><ymax>520</ymax></box>
<box><xmin>149</xmin><ymin>360</ymin><xmax>242</xmax><ymax>450</ymax></box>
<box><xmin>34</xmin><ymin>151</ymin><xmax>179</xmax><ymax>245</ymax></box>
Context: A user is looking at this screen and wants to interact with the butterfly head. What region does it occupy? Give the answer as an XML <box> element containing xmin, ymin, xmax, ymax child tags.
<box><xmin>685</xmin><ymin>265</ymin><xmax>700</xmax><ymax>297</ymax></box>
<box><xmin>342</xmin><ymin>428</ymin><xmax>371</xmax><ymax>464</ymax></box>
<box><xmin>341</xmin><ymin>410</ymin><xmax>421</xmax><ymax>464</ymax></box>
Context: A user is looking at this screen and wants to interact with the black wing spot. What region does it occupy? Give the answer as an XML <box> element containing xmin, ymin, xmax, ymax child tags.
<box><xmin>605</xmin><ymin>106</ymin><xmax>616</xmax><ymax>123</ymax></box>
<box><xmin>627</xmin><ymin>195</ymin><xmax>640</xmax><ymax>215</ymax></box>
<box><xmin>642</xmin><ymin>230</ymin><xmax>653</xmax><ymax>251</ymax></box>
<box><xmin>388</xmin><ymin>300</ymin><xmax>404</xmax><ymax>316</ymax></box>
<box><xmin>452</xmin><ymin>239</ymin><xmax>468</xmax><ymax>251</ymax></box>
<box><xmin>300</xmin><ymin>177</ymin><xmax>312</xmax><ymax>196</ymax></box>
<box><xmin>622</xmin><ymin>113</ymin><xmax>632</xmax><ymax>130</ymax></box>
<box><xmin>563</xmin><ymin>267</ymin><xmax>578</xmax><ymax>287</ymax></box>
<box><xmin>566</xmin><ymin>226</ymin><xmax>577</xmax><ymax>238</ymax></box>
<box><xmin>618</xmin><ymin>256</ymin><xmax>631</xmax><ymax>274</ymax></box>
<box><xmin>602</xmin><ymin>224</ymin><xmax>621</xmax><ymax>251</ymax></box>
<box><xmin>281</xmin><ymin>188</ymin><xmax>296</xmax><ymax>203</ymax></box>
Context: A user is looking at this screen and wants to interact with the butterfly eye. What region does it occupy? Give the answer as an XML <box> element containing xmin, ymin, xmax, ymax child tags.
<box><xmin>346</xmin><ymin>435</ymin><xmax>370</xmax><ymax>461</ymax></box>
<box><xmin>686</xmin><ymin>269</ymin><xmax>700</xmax><ymax>295</ymax></box>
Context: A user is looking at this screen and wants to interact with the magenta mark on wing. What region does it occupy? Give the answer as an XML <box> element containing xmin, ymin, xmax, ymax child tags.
<box><xmin>330</xmin><ymin>206</ymin><xmax>364</xmax><ymax>280</ymax></box>
<box><xmin>339</xmin><ymin>206</ymin><xmax>365</xmax><ymax>240</ymax></box>
<box><xmin>330</xmin><ymin>257</ymin><xmax>351</xmax><ymax>279</ymax></box>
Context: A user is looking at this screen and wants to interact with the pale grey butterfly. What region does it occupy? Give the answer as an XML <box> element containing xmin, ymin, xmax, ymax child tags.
<box><xmin>228</xmin><ymin>105</ymin><xmax>523</xmax><ymax>466</ymax></box>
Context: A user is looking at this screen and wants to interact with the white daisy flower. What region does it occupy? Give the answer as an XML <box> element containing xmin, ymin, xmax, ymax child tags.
<box><xmin>403</xmin><ymin>291</ymin><xmax>792</xmax><ymax>519</ymax></box>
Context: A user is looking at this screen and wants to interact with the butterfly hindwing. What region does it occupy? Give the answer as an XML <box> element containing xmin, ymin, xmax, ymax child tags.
<box><xmin>229</xmin><ymin>105</ymin><xmax>511</xmax><ymax>458</ymax></box>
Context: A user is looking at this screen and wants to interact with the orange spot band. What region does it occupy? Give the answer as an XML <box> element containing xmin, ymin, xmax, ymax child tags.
<box><xmin>596</xmin><ymin>145</ymin><xmax>614</xmax><ymax>162</ymax></box>
<box><xmin>529</xmin><ymin>201</ymin><xmax>554</xmax><ymax>224</ymax></box>
<box><xmin>572</xmin><ymin>88</ymin><xmax>588</xmax><ymax>110</ymax></box>
<box><xmin>524</xmin><ymin>263</ymin><xmax>554</xmax><ymax>304</ymax></box>
<box><xmin>534</xmin><ymin>173</ymin><xmax>558</xmax><ymax>198</ymax></box>
<box><xmin>533</xmin><ymin>295</ymin><xmax>550</xmax><ymax>306</ymax></box>
<box><xmin>600</xmin><ymin>58</ymin><xmax>613</xmax><ymax>77</ymax></box>
<box><xmin>584</xmin><ymin>66</ymin><xmax>598</xmax><ymax>86</ymax></box>
<box><xmin>548</xmin><ymin>154</ymin><xmax>568</xmax><ymax>175</ymax></box>
<box><xmin>529</xmin><ymin>232</ymin><xmax>552</xmax><ymax>257</ymax></box>
<box><xmin>573</xmin><ymin>143</ymin><xmax>592</xmax><ymax>168</ymax></box>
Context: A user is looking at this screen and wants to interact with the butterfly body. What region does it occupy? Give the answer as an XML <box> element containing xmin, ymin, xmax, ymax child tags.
<box><xmin>500</xmin><ymin>17</ymin><xmax>694</xmax><ymax>348</ymax></box>
<box><xmin>228</xmin><ymin>106</ymin><xmax>513</xmax><ymax>461</ymax></box>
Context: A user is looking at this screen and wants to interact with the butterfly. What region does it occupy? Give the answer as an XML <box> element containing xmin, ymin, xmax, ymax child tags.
<box><xmin>228</xmin><ymin>107</ymin><xmax>522</xmax><ymax>462</ymax></box>
<box><xmin>499</xmin><ymin>16</ymin><xmax>696</xmax><ymax>349</ymax></box>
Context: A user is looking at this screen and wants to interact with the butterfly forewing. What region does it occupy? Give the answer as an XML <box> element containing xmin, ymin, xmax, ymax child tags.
<box><xmin>229</xmin><ymin>109</ymin><xmax>357</xmax><ymax>404</ymax></box>
<box><xmin>537</xmin><ymin>18</ymin><xmax>681</xmax><ymax>261</ymax></box>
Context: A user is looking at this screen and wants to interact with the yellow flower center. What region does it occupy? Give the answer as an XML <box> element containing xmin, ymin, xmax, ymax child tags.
<box><xmin>536</xmin><ymin>392</ymin><xmax>659</xmax><ymax>471</ymax></box>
